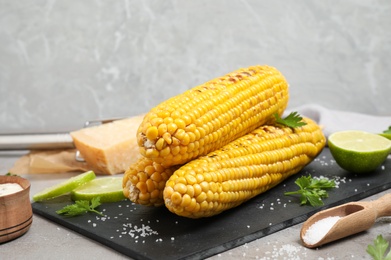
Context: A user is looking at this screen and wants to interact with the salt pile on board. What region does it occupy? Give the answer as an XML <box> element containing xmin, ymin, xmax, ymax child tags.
<box><xmin>302</xmin><ymin>216</ymin><xmax>341</xmax><ymax>246</ymax></box>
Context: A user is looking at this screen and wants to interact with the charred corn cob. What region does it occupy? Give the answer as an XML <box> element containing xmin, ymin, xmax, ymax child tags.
<box><xmin>163</xmin><ymin>117</ymin><xmax>326</xmax><ymax>218</ymax></box>
<box><xmin>123</xmin><ymin>157</ymin><xmax>179</xmax><ymax>206</ymax></box>
<box><xmin>137</xmin><ymin>65</ymin><xmax>289</xmax><ymax>167</ymax></box>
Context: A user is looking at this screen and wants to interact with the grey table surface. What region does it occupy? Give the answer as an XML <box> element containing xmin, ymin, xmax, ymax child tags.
<box><xmin>1</xmin><ymin>151</ymin><xmax>388</xmax><ymax>260</ymax></box>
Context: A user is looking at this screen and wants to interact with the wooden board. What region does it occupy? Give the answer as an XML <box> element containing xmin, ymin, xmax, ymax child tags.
<box><xmin>32</xmin><ymin>148</ymin><xmax>391</xmax><ymax>260</ymax></box>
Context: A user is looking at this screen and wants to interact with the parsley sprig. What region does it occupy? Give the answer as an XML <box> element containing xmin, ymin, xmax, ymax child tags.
<box><xmin>284</xmin><ymin>175</ymin><xmax>336</xmax><ymax>207</ymax></box>
<box><xmin>367</xmin><ymin>235</ymin><xmax>391</xmax><ymax>260</ymax></box>
<box><xmin>274</xmin><ymin>112</ymin><xmax>307</xmax><ymax>129</ymax></box>
<box><xmin>56</xmin><ymin>197</ymin><xmax>103</xmax><ymax>217</ymax></box>
<box><xmin>383</xmin><ymin>126</ymin><xmax>391</xmax><ymax>135</ymax></box>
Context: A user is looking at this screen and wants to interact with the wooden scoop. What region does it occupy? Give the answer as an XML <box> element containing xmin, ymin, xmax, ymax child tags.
<box><xmin>300</xmin><ymin>193</ymin><xmax>391</xmax><ymax>248</ymax></box>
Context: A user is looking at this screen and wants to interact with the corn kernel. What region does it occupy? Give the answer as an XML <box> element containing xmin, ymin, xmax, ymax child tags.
<box><xmin>159</xmin><ymin>146</ymin><xmax>171</xmax><ymax>157</ymax></box>
<box><xmin>171</xmin><ymin>192</ymin><xmax>182</xmax><ymax>205</ymax></box>
<box><xmin>167</xmin><ymin>123</ymin><xmax>178</xmax><ymax>135</ymax></box>
<box><xmin>174</xmin><ymin>118</ymin><xmax>186</xmax><ymax>130</ymax></box>
<box><xmin>145</xmin><ymin>149</ymin><xmax>159</xmax><ymax>158</ymax></box>
<box><xmin>158</xmin><ymin>124</ymin><xmax>168</xmax><ymax>136</ymax></box>
<box><xmin>185</xmin><ymin>198</ymin><xmax>197</xmax><ymax>212</ymax></box>
<box><xmin>146</xmin><ymin>179</ymin><xmax>155</xmax><ymax>192</ymax></box>
<box><xmin>146</xmin><ymin>126</ymin><xmax>158</xmax><ymax>140</ymax></box>
<box><xmin>136</xmin><ymin>182</ymin><xmax>147</xmax><ymax>193</ymax></box>
<box><xmin>155</xmin><ymin>138</ymin><xmax>166</xmax><ymax>151</ymax></box>
<box><xmin>162</xmin><ymin>132</ymin><xmax>172</xmax><ymax>144</ymax></box>
<box><xmin>186</xmin><ymin>185</ymin><xmax>195</xmax><ymax>197</ymax></box>
<box><xmin>180</xmin><ymin>194</ymin><xmax>192</xmax><ymax>207</ymax></box>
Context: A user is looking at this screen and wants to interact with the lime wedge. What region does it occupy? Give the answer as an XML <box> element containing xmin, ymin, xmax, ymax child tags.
<box><xmin>328</xmin><ymin>130</ymin><xmax>391</xmax><ymax>174</ymax></box>
<box><xmin>71</xmin><ymin>177</ymin><xmax>125</xmax><ymax>203</ymax></box>
<box><xmin>33</xmin><ymin>171</ymin><xmax>96</xmax><ymax>202</ymax></box>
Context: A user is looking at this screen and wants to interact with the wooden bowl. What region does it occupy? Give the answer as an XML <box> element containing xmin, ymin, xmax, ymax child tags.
<box><xmin>0</xmin><ymin>176</ymin><xmax>33</xmax><ymax>244</ymax></box>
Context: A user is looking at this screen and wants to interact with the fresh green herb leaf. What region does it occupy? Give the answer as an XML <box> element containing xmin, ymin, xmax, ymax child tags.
<box><xmin>5</xmin><ymin>172</ymin><xmax>18</xmax><ymax>176</ymax></box>
<box><xmin>383</xmin><ymin>126</ymin><xmax>391</xmax><ymax>135</ymax></box>
<box><xmin>284</xmin><ymin>175</ymin><xmax>336</xmax><ymax>207</ymax></box>
<box><xmin>274</xmin><ymin>112</ymin><xmax>307</xmax><ymax>129</ymax></box>
<box><xmin>90</xmin><ymin>196</ymin><xmax>101</xmax><ymax>209</ymax></box>
<box><xmin>367</xmin><ymin>235</ymin><xmax>391</xmax><ymax>260</ymax></box>
<box><xmin>56</xmin><ymin>204</ymin><xmax>89</xmax><ymax>216</ymax></box>
<box><xmin>56</xmin><ymin>196</ymin><xmax>103</xmax><ymax>217</ymax></box>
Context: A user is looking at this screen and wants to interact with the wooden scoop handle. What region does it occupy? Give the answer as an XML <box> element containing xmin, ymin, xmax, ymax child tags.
<box><xmin>369</xmin><ymin>193</ymin><xmax>391</xmax><ymax>218</ymax></box>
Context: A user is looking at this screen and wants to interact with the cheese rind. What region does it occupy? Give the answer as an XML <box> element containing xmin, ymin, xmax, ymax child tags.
<box><xmin>70</xmin><ymin>115</ymin><xmax>144</xmax><ymax>175</ymax></box>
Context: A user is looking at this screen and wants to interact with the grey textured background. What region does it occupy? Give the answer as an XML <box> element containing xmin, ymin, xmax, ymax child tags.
<box><xmin>1</xmin><ymin>0</ymin><xmax>390</xmax><ymax>134</ymax></box>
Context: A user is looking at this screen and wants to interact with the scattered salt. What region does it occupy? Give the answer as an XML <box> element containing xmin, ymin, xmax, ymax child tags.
<box><xmin>303</xmin><ymin>216</ymin><xmax>341</xmax><ymax>245</ymax></box>
<box><xmin>121</xmin><ymin>223</ymin><xmax>159</xmax><ymax>240</ymax></box>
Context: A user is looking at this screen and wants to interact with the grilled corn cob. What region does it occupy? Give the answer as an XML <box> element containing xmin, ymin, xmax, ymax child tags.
<box><xmin>163</xmin><ymin>117</ymin><xmax>326</xmax><ymax>218</ymax></box>
<box><xmin>123</xmin><ymin>157</ymin><xmax>179</xmax><ymax>206</ymax></box>
<box><xmin>137</xmin><ymin>65</ymin><xmax>289</xmax><ymax>167</ymax></box>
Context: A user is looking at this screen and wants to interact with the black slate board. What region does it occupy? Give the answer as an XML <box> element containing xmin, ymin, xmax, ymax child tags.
<box><xmin>32</xmin><ymin>148</ymin><xmax>391</xmax><ymax>260</ymax></box>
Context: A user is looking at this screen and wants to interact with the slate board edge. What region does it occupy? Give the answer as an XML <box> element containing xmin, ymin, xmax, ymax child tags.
<box><xmin>32</xmin><ymin>205</ymin><xmax>149</xmax><ymax>260</ymax></box>
<box><xmin>32</xmin><ymin>182</ymin><xmax>391</xmax><ymax>260</ymax></box>
<box><xmin>182</xmin><ymin>184</ymin><xmax>391</xmax><ymax>260</ymax></box>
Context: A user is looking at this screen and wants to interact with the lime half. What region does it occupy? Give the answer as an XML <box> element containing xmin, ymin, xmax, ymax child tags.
<box><xmin>328</xmin><ymin>130</ymin><xmax>391</xmax><ymax>174</ymax></box>
<box><xmin>33</xmin><ymin>171</ymin><xmax>96</xmax><ymax>202</ymax></box>
<box><xmin>71</xmin><ymin>177</ymin><xmax>125</xmax><ymax>203</ymax></box>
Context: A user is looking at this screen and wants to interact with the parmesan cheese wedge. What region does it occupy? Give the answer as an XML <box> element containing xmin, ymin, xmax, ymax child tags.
<box><xmin>70</xmin><ymin>115</ymin><xmax>144</xmax><ymax>175</ymax></box>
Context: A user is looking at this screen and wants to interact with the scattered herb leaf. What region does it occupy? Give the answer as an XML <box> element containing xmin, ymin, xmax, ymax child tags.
<box><xmin>274</xmin><ymin>112</ymin><xmax>307</xmax><ymax>129</ymax></box>
<box><xmin>5</xmin><ymin>172</ymin><xmax>18</xmax><ymax>176</ymax></box>
<box><xmin>56</xmin><ymin>196</ymin><xmax>103</xmax><ymax>217</ymax></box>
<box><xmin>284</xmin><ymin>175</ymin><xmax>336</xmax><ymax>207</ymax></box>
<box><xmin>383</xmin><ymin>126</ymin><xmax>391</xmax><ymax>135</ymax></box>
<box><xmin>367</xmin><ymin>235</ymin><xmax>391</xmax><ymax>260</ymax></box>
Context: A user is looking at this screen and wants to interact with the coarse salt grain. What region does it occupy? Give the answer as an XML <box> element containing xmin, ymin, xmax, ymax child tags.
<box><xmin>120</xmin><ymin>223</ymin><xmax>159</xmax><ymax>240</ymax></box>
<box><xmin>303</xmin><ymin>216</ymin><xmax>341</xmax><ymax>245</ymax></box>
